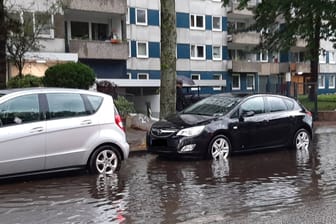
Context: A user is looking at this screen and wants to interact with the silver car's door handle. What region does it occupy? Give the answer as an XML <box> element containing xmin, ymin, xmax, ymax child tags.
<box><xmin>80</xmin><ymin>120</ymin><xmax>92</xmax><ymax>125</ymax></box>
<box><xmin>30</xmin><ymin>127</ymin><xmax>44</xmax><ymax>133</ymax></box>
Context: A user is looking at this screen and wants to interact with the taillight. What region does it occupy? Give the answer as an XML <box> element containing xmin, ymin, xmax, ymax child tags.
<box><xmin>115</xmin><ymin>114</ymin><xmax>125</xmax><ymax>132</ymax></box>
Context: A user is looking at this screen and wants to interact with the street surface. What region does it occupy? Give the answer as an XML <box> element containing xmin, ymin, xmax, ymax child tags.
<box><xmin>0</xmin><ymin>125</ymin><xmax>336</xmax><ymax>223</ymax></box>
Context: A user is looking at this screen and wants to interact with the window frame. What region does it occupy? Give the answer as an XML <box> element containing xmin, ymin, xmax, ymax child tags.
<box><xmin>137</xmin><ymin>73</ymin><xmax>149</xmax><ymax>80</ymax></box>
<box><xmin>246</xmin><ymin>74</ymin><xmax>255</xmax><ymax>90</ymax></box>
<box><xmin>212</xmin><ymin>46</ymin><xmax>222</xmax><ymax>60</ymax></box>
<box><xmin>318</xmin><ymin>75</ymin><xmax>325</xmax><ymax>89</ymax></box>
<box><xmin>213</xmin><ymin>74</ymin><xmax>222</xmax><ymax>91</ymax></box>
<box><xmin>190</xmin><ymin>14</ymin><xmax>205</xmax><ymax>30</ymax></box>
<box><xmin>212</xmin><ymin>16</ymin><xmax>222</xmax><ymax>31</ymax></box>
<box><xmin>136</xmin><ymin>41</ymin><xmax>148</xmax><ymax>58</ymax></box>
<box><xmin>191</xmin><ymin>74</ymin><xmax>200</xmax><ymax>91</ymax></box>
<box><xmin>136</xmin><ymin>8</ymin><xmax>147</xmax><ymax>26</ymax></box>
<box><xmin>329</xmin><ymin>75</ymin><xmax>335</xmax><ymax>89</ymax></box>
<box><xmin>190</xmin><ymin>44</ymin><xmax>205</xmax><ymax>60</ymax></box>
<box><xmin>232</xmin><ymin>74</ymin><xmax>241</xmax><ymax>90</ymax></box>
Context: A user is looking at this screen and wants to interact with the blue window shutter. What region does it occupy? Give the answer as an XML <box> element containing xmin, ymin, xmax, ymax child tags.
<box><xmin>130</xmin><ymin>8</ymin><xmax>135</xmax><ymax>24</ymax></box>
<box><xmin>176</xmin><ymin>12</ymin><xmax>189</xmax><ymax>28</ymax></box>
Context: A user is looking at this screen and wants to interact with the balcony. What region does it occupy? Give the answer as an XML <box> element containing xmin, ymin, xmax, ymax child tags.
<box><xmin>231</xmin><ymin>61</ymin><xmax>290</xmax><ymax>75</ymax></box>
<box><xmin>65</xmin><ymin>0</ymin><xmax>126</xmax><ymax>14</ymax></box>
<box><xmin>69</xmin><ymin>40</ymin><xmax>128</xmax><ymax>60</ymax></box>
<box><xmin>260</xmin><ymin>63</ymin><xmax>290</xmax><ymax>75</ymax></box>
<box><xmin>228</xmin><ymin>32</ymin><xmax>260</xmax><ymax>47</ymax></box>
<box><xmin>231</xmin><ymin>61</ymin><xmax>260</xmax><ymax>73</ymax></box>
<box><xmin>227</xmin><ymin>1</ymin><xmax>258</xmax><ymax>19</ymax></box>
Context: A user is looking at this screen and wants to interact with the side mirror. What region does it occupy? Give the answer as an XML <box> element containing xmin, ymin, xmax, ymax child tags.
<box><xmin>238</xmin><ymin>110</ymin><xmax>255</xmax><ymax>122</ymax></box>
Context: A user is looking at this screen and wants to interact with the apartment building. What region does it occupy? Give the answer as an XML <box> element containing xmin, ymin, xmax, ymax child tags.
<box><xmin>227</xmin><ymin>0</ymin><xmax>336</xmax><ymax>95</ymax></box>
<box><xmin>7</xmin><ymin>0</ymin><xmax>128</xmax><ymax>85</ymax></box>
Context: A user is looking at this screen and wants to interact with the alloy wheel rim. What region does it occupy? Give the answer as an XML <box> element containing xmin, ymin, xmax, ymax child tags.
<box><xmin>211</xmin><ymin>137</ymin><xmax>229</xmax><ymax>160</ymax></box>
<box><xmin>96</xmin><ymin>149</ymin><xmax>118</xmax><ymax>174</ymax></box>
<box><xmin>296</xmin><ymin>131</ymin><xmax>309</xmax><ymax>150</ymax></box>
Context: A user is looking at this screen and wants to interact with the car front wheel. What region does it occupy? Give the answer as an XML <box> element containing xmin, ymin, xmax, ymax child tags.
<box><xmin>208</xmin><ymin>135</ymin><xmax>231</xmax><ymax>160</ymax></box>
<box><xmin>293</xmin><ymin>128</ymin><xmax>310</xmax><ymax>151</ymax></box>
<box><xmin>89</xmin><ymin>145</ymin><xmax>121</xmax><ymax>174</ymax></box>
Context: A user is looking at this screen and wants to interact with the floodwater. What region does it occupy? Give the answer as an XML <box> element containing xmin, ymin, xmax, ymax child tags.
<box><xmin>1</xmin><ymin>127</ymin><xmax>336</xmax><ymax>224</ymax></box>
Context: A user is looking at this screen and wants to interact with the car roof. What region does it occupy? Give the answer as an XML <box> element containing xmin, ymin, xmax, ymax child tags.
<box><xmin>0</xmin><ymin>87</ymin><xmax>107</xmax><ymax>98</ymax></box>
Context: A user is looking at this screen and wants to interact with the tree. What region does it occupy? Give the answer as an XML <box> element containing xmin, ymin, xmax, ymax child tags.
<box><xmin>6</xmin><ymin>1</ymin><xmax>60</xmax><ymax>78</ymax></box>
<box><xmin>160</xmin><ymin>0</ymin><xmax>177</xmax><ymax>119</ymax></box>
<box><xmin>223</xmin><ymin>0</ymin><xmax>336</xmax><ymax>119</ymax></box>
<box><xmin>0</xmin><ymin>0</ymin><xmax>6</xmax><ymax>88</ymax></box>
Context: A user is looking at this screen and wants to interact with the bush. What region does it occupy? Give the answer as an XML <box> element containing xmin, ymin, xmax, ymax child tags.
<box><xmin>114</xmin><ymin>96</ymin><xmax>136</xmax><ymax>118</ymax></box>
<box><xmin>43</xmin><ymin>62</ymin><xmax>95</xmax><ymax>89</ymax></box>
<box><xmin>7</xmin><ymin>74</ymin><xmax>43</xmax><ymax>88</ymax></box>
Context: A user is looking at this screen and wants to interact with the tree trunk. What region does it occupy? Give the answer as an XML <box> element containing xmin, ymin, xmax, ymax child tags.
<box><xmin>0</xmin><ymin>0</ymin><xmax>7</xmax><ymax>88</ymax></box>
<box><xmin>160</xmin><ymin>0</ymin><xmax>177</xmax><ymax>119</ymax></box>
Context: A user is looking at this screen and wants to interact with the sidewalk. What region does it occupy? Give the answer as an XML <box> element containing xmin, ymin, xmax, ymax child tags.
<box><xmin>126</xmin><ymin>121</ymin><xmax>336</xmax><ymax>153</ymax></box>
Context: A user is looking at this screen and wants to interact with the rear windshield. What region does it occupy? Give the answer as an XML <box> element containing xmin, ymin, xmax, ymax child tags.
<box><xmin>183</xmin><ymin>95</ymin><xmax>242</xmax><ymax>116</ymax></box>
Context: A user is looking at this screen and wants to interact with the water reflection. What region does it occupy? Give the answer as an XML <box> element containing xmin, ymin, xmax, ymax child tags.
<box><xmin>1</xmin><ymin>128</ymin><xmax>336</xmax><ymax>223</ymax></box>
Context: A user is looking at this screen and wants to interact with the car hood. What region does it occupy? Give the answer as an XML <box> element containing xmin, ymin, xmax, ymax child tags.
<box><xmin>151</xmin><ymin>113</ymin><xmax>215</xmax><ymax>130</ymax></box>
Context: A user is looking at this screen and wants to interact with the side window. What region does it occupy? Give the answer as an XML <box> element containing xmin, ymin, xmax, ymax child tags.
<box><xmin>86</xmin><ymin>95</ymin><xmax>103</xmax><ymax>113</ymax></box>
<box><xmin>240</xmin><ymin>97</ymin><xmax>265</xmax><ymax>115</ymax></box>
<box><xmin>46</xmin><ymin>93</ymin><xmax>87</xmax><ymax>119</ymax></box>
<box><xmin>268</xmin><ymin>97</ymin><xmax>288</xmax><ymax>112</ymax></box>
<box><xmin>0</xmin><ymin>94</ymin><xmax>40</xmax><ymax>127</ymax></box>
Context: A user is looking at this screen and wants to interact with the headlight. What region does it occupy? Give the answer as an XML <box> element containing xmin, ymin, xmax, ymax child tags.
<box><xmin>176</xmin><ymin>125</ymin><xmax>205</xmax><ymax>137</ymax></box>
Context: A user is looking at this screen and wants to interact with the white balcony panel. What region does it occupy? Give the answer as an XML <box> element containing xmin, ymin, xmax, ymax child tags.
<box><xmin>67</xmin><ymin>0</ymin><xmax>126</xmax><ymax>14</ymax></box>
<box><xmin>127</xmin><ymin>58</ymin><xmax>160</xmax><ymax>70</ymax></box>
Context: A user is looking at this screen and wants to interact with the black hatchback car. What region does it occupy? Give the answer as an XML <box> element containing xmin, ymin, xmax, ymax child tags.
<box><xmin>147</xmin><ymin>93</ymin><xmax>313</xmax><ymax>160</ymax></box>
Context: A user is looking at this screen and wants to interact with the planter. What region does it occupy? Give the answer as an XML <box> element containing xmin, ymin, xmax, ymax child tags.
<box><xmin>318</xmin><ymin>111</ymin><xmax>336</xmax><ymax>121</ymax></box>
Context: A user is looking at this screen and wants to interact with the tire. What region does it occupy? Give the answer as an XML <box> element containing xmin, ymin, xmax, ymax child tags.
<box><xmin>89</xmin><ymin>145</ymin><xmax>122</xmax><ymax>174</ymax></box>
<box><xmin>208</xmin><ymin>134</ymin><xmax>231</xmax><ymax>160</ymax></box>
<box><xmin>293</xmin><ymin>128</ymin><xmax>310</xmax><ymax>151</ymax></box>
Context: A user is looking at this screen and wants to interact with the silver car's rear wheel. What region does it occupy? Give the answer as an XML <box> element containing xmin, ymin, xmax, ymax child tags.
<box><xmin>89</xmin><ymin>146</ymin><xmax>121</xmax><ymax>174</ymax></box>
<box><xmin>208</xmin><ymin>135</ymin><xmax>231</xmax><ymax>160</ymax></box>
<box><xmin>294</xmin><ymin>128</ymin><xmax>310</xmax><ymax>151</ymax></box>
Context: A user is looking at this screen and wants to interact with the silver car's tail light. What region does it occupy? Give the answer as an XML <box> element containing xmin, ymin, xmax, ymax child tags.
<box><xmin>115</xmin><ymin>114</ymin><xmax>125</xmax><ymax>132</ymax></box>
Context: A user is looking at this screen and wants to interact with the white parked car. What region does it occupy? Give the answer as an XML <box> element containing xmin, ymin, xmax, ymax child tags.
<box><xmin>0</xmin><ymin>87</ymin><xmax>129</xmax><ymax>179</ymax></box>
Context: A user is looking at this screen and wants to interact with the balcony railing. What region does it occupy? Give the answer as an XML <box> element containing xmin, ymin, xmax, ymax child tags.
<box><xmin>69</xmin><ymin>40</ymin><xmax>128</xmax><ymax>60</ymax></box>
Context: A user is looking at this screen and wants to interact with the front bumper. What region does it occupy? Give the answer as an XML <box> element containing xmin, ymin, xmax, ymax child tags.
<box><xmin>146</xmin><ymin>132</ymin><xmax>210</xmax><ymax>158</ymax></box>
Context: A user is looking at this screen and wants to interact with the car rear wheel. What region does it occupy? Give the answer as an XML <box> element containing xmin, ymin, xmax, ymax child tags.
<box><xmin>293</xmin><ymin>128</ymin><xmax>310</xmax><ymax>150</ymax></box>
<box><xmin>208</xmin><ymin>135</ymin><xmax>231</xmax><ymax>160</ymax></box>
<box><xmin>89</xmin><ymin>145</ymin><xmax>121</xmax><ymax>174</ymax></box>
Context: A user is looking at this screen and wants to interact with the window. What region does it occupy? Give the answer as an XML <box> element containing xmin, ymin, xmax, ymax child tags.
<box><xmin>212</xmin><ymin>16</ymin><xmax>221</xmax><ymax>31</ymax></box>
<box><xmin>0</xmin><ymin>94</ymin><xmax>40</xmax><ymax>126</ymax></box>
<box><xmin>329</xmin><ymin>75</ymin><xmax>335</xmax><ymax>89</ymax></box>
<box><xmin>190</xmin><ymin>14</ymin><xmax>205</xmax><ymax>30</ymax></box>
<box><xmin>136</xmin><ymin>8</ymin><xmax>147</xmax><ymax>25</ymax></box>
<box><xmin>212</xmin><ymin>46</ymin><xmax>222</xmax><ymax>60</ymax></box>
<box><xmin>34</xmin><ymin>12</ymin><xmax>54</xmax><ymax>38</ymax></box>
<box><xmin>86</xmin><ymin>95</ymin><xmax>103</xmax><ymax>113</ymax></box>
<box><xmin>47</xmin><ymin>93</ymin><xmax>87</xmax><ymax>119</ymax></box>
<box><xmin>318</xmin><ymin>75</ymin><xmax>325</xmax><ymax>89</ymax></box>
<box><xmin>240</xmin><ymin>97</ymin><xmax>265</xmax><ymax>115</ymax></box>
<box><xmin>191</xmin><ymin>44</ymin><xmax>205</xmax><ymax>60</ymax></box>
<box><xmin>71</xmin><ymin>21</ymin><xmax>89</xmax><ymax>40</ymax></box>
<box><xmin>259</xmin><ymin>50</ymin><xmax>268</xmax><ymax>62</ymax></box>
<box><xmin>268</xmin><ymin>97</ymin><xmax>288</xmax><ymax>112</ymax></box>
<box><xmin>136</xmin><ymin>41</ymin><xmax>148</xmax><ymax>58</ymax></box>
<box><xmin>137</xmin><ymin>73</ymin><xmax>149</xmax><ymax>80</ymax></box>
<box><xmin>319</xmin><ymin>50</ymin><xmax>326</xmax><ymax>63</ymax></box>
<box><xmin>213</xmin><ymin>74</ymin><xmax>222</xmax><ymax>91</ymax></box>
<box><xmin>232</xmin><ymin>74</ymin><xmax>240</xmax><ymax>90</ymax></box>
<box><xmin>247</xmin><ymin>74</ymin><xmax>255</xmax><ymax>90</ymax></box>
<box><xmin>91</xmin><ymin>23</ymin><xmax>108</xmax><ymax>41</ymax></box>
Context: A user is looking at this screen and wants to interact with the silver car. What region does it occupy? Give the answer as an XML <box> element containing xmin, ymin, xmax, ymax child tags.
<box><xmin>0</xmin><ymin>88</ymin><xmax>129</xmax><ymax>179</ymax></box>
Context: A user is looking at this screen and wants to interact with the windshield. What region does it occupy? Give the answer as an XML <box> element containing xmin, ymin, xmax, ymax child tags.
<box><xmin>183</xmin><ymin>95</ymin><xmax>242</xmax><ymax>116</ymax></box>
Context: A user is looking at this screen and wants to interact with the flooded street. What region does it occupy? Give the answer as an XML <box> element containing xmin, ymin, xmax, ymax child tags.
<box><xmin>1</xmin><ymin>127</ymin><xmax>336</xmax><ymax>223</ymax></box>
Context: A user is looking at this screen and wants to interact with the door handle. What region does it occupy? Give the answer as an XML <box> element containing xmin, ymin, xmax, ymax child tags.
<box><xmin>80</xmin><ymin>120</ymin><xmax>92</xmax><ymax>125</ymax></box>
<box><xmin>30</xmin><ymin>127</ymin><xmax>44</xmax><ymax>133</ymax></box>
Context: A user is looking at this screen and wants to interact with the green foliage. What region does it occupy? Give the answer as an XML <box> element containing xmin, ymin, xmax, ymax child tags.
<box><xmin>114</xmin><ymin>96</ymin><xmax>136</xmax><ymax>118</ymax></box>
<box><xmin>298</xmin><ymin>94</ymin><xmax>336</xmax><ymax>111</ymax></box>
<box><xmin>43</xmin><ymin>62</ymin><xmax>95</xmax><ymax>89</ymax></box>
<box><xmin>6</xmin><ymin>74</ymin><xmax>43</xmax><ymax>88</ymax></box>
